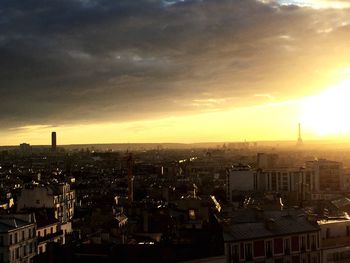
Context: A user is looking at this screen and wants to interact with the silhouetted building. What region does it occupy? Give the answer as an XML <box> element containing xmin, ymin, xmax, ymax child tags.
<box><xmin>19</xmin><ymin>143</ymin><xmax>31</xmax><ymax>153</ymax></box>
<box><xmin>51</xmin><ymin>132</ymin><xmax>57</xmax><ymax>151</ymax></box>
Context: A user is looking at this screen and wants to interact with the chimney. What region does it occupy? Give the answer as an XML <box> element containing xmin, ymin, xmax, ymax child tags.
<box><xmin>265</xmin><ymin>218</ymin><xmax>276</xmax><ymax>230</ymax></box>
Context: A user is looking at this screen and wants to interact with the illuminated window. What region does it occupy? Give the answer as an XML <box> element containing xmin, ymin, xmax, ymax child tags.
<box><xmin>189</xmin><ymin>209</ymin><xmax>196</xmax><ymax>220</ymax></box>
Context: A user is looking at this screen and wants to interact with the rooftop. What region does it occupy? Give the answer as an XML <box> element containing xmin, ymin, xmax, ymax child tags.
<box><xmin>0</xmin><ymin>215</ymin><xmax>34</xmax><ymax>232</ymax></box>
<box><xmin>222</xmin><ymin>209</ymin><xmax>319</xmax><ymax>242</ymax></box>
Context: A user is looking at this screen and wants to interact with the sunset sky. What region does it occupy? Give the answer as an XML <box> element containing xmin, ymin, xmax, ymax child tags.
<box><xmin>2</xmin><ymin>0</ymin><xmax>350</xmax><ymax>145</ymax></box>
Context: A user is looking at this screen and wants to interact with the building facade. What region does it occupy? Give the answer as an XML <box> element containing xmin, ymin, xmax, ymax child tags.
<box><xmin>0</xmin><ymin>214</ymin><xmax>37</xmax><ymax>263</ymax></box>
<box><xmin>226</xmin><ymin>164</ymin><xmax>255</xmax><ymax>201</ymax></box>
<box><xmin>17</xmin><ymin>183</ymin><xmax>75</xmax><ymax>224</ymax></box>
<box><xmin>305</xmin><ymin>159</ymin><xmax>342</xmax><ymax>192</ymax></box>
<box><xmin>318</xmin><ymin>218</ymin><xmax>350</xmax><ymax>263</ymax></box>
<box><xmin>223</xmin><ymin>213</ymin><xmax>321</xmax><ymax>263</ymax></box>
<box><xmin>255</xmin><ymin>167</ymin><xmax>316</xmax><ymax>200</ymax></box>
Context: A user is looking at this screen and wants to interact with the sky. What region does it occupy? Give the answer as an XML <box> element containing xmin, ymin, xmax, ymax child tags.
<box><xmin>2</xmin><ymin>0</ymin><xmax>350</xmax><ymax>145</ymax></box>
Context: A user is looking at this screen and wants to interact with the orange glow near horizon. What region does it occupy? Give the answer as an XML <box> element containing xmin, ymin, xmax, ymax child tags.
<box><xmin>3</xmin><ymin>78</ymin><xmax>350</xmax><ymax>146</ymax></box>
<box><xmin>1</xmin><ymin>101</ymin><xmax>302</xmax><ymax>145</ymax></box>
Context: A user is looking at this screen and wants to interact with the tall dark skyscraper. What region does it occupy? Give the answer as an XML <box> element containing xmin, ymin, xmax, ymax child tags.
<box><xmin>52</xmin><ymin>132</ymin><xmax>57</xmax><ymax>151</ymax></box>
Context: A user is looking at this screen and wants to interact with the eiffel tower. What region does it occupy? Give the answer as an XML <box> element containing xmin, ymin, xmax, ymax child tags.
<box><xmin>297</xmin><ymin>123</ymin><xmax>303</xmax><ymax>146</ymax></box>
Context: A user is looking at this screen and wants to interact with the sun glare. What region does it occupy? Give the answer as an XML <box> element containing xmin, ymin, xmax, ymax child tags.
<box><xmin>301</xmin><ymin>79</ymin><xmax>350</xmax><ymax>137</ymax></box>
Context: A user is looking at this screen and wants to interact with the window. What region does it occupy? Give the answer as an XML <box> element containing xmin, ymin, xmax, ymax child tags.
<box><xmin>22</xmin><ymin>230</ymin><xmax>24</xmax><ymax>241</ymax></box>
<box><xmin>14</xmin><ymin>233</ymin><xmax>18</xmax><ymax>243</ymax></box>
<box><xmin>301</xmin><ymin>236</ymin><xmax>306</xmax><ymax>251</ymax></box>
<box><xmin>9</xmin><ymin>234</ymin><xmax>12</xmax><ymax>245</ymax></box>
<box><xmin>266</xmin><ymin>240</ymin><xmax>273</xmax><ymax>257</ymax></box>
<box><xmin>50</xmin><ymin>227</ymin><xmax>53</xmax><ymax>234</ymax></box>
<box><xmin>232</xmin><ymin>244</ymin><xmax>239</xmax><ymax>262</ymax></box>
<box><xmin>326</xmin><ymin>228</ymin><xmax>331</xmax><ymax>238</ymax></box>
<box><xmin>38</xmin><ymin>231</ymin><xmax>41</xmax><ymax>237</ymax></box>
<box><xmin>36</xmin><ymin>199</ymin><xmax>40</xmax><ymax>204</ymax></box>
<box><xmin>15</xmin><ymin>248</ymin><xmax>19</xmax><ymax>259</ymax></box>
<box><xmin>44</xmin><ymin>229</ymin><xmax>47</xmax><ymax>236</ymax></box>
<box><xmin>284</xmin><ymin>238</ymin><xmax>291</xmax><ymax>255</ymax></box>
<box><xmin>188</xmin><ymin>209</ymin><xmax>196</xmax><ymax>220</ymax></box>
<box><xmin>244</xmin><ymin>243</ymin><xmax>252</xmax><ymax>261</ymax></box>
<box><xmin>311</xmin><ymin>235</ymin><xmax>316</xmax><ymax>250</ymax></box>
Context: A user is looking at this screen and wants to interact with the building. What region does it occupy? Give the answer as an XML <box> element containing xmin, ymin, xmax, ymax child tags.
<box><xmin>17</xmin><ymin>183</ymin><xmax>75</xmax><ymax>224</ymax></box>
<box><xmin>341</xmin><ymin>168</ymin><xmax>350</xmax><ymax>191</ymax></box>
<box><xmin>222</xmin><ymin>210</ymin><xmax>321</xmax><ymax>263</ymax></box>
<box><xmin>226</xmin><ymin>164</ymin><xmax>254</xmax><ymax>201</ymax></box>
<box><xmin>257</xmin><ymin>153</ymin><xmax>279</xmax><ymax>169</ymax></box>
<box><xmin>51</xmin><ymin>132</ymin><xmax>56</xmax><ymax>152</ymax></box>
<box><xmin>0</xmin><ymin>214</ymin><xmax>37</xmax><ymax>263</ymax></box>
<box><xmin>306</xmin><ymin>159</ymin><xmax>343</xmax><ymax>193</ymax></box>
<box><xmin>36</xmin><ymin>210</ymin><xmax>63</xmax><ymax>255</ymax></box>
<box><xmin>255</xmin><ymin>167</ymin><xmax>316</xmax><ymax>200</ymax></box>
<box><xmin>19</xmin><ymin>143</ymin><xmax>31</xmax><ymax>154</ymax></box>
<box><xmin>318</xmin><ymin>218</ymin><xmax>350</xmax><ymax>263</ymax></box>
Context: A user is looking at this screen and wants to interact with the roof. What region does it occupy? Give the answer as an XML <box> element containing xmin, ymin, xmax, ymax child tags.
<box><xmin>35</xmin><ymin>209</ymin><xmax>59</xmax><ymax>228</ymax></box>
<box><xmin>0</xmin><ymin>216</ymin><xmax>34</xmax><ymax>232</ymax></box>
<box><xmin>223</xmin><ymin>214</ymin><xmax>319</xmax><ymax>242</ymax></box>
<box><xmin>331</xmin><ymin>197</ymin><xmax>350</xmax><ymax>209</ymax></box>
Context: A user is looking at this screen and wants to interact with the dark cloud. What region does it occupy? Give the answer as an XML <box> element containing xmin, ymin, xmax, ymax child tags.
<box><xmin>1</xmin><ymin>0</ymin><xmax>350</xmax><ymax>129</ymax></box>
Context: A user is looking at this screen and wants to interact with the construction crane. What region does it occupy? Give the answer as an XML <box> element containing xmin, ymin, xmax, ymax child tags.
<box><xmin>125</xmin><ymin>153</ymin><xmax>134</xmax><ymax>205</ymax></box>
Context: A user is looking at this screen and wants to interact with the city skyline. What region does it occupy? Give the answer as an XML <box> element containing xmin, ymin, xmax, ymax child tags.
<box><xmin>2</xmin><ymin>0</ymin><xmax>350</xmax><ymax>145</ymax></box>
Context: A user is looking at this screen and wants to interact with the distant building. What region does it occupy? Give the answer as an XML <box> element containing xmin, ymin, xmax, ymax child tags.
<box><xmin>0</xmin><ymin>214</ymin><xmax>37</xmax><ymax>263</ymax></box>
<box><xmin>306</xmin><ymin>159</ymin><xmax>343</xmax><ymax>192</ymax></box>
<box><xmin>226</xmin><ymin>164</ymin><xmax>254</xmax><ymax>201</ymax></box>
<box><xmin>297</xmin><ymin>123</ymin><xmax>303</xmax><ymax>147</ymax></box>
<box><xmin>341</xmin><ymin>168</ymin><xmax>350</xmax><ymax>191</ymax></box>
<box><xmin>51</xmin><ymin>132</ymin><xmax>57</xmax><ymax>151</ymax></box>
<box><xmin>257</xmin><ymin>153</ymin><xmax>279</xmax><ymax>169</ymax></box>
<box><xmin>19</xmin><ymin>143</ymin><xmax>31</xmax><ymax>154</ymax></box>
<box><xmin>255</xmin><ymin>167</ymin><xmax>315</xmax><ymax>200</ymax></box>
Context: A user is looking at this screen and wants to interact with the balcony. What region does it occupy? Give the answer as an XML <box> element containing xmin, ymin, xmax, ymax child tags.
<box><xmin>37</xmin><ymin>230</ymin><xmax>63</xmax><ymax>243</ymax></box>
